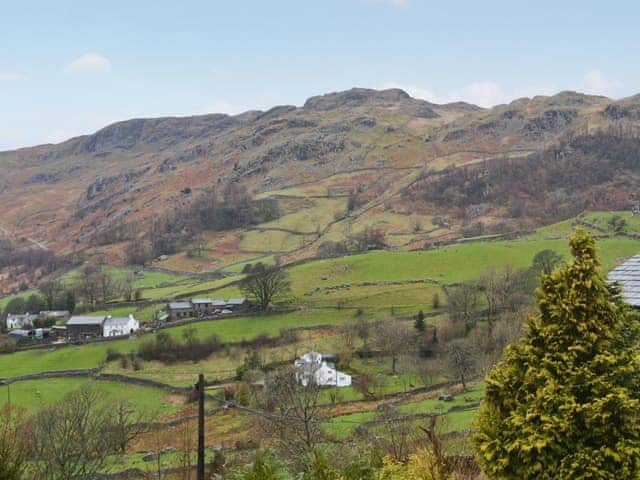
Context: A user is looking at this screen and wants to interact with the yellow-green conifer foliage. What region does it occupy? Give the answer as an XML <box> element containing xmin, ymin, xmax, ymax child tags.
<box><xmin>474</xmin><ymin>230</ymin><xmax>640</xmax><ymax>479</ymax></box>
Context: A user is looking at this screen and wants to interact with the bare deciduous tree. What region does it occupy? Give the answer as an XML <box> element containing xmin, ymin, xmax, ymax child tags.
<box><xmin>39</xmin><ymin>279</ymin><xmax>64</xmax><ymax>310</ymax></box>
<box><xmin>374</xmin><ymin>319</ymin><xmax>413</xmax><ymax>374</ymax></box>
<box><xmin>355</xmin><ymin>316</ymin><xmax>371</xmax><ymax>347</ymax></box>
<box><xmin>31</xmin><ymin>386</ymin><xmax>144</xmax><ymax>479</ymax></box>
<box><xmin>445</xmin><ymin>283</ymin><xmax>479</xmax><ymax>333</ymax></box>
<box><xmin>445</xmin><ymin>338</ymin><xmax>477</xmax><ymax>391</ymax></box>
<box><xmin>257</xmin><ymin>366</ymin><xmax>324</xmax><ymax>460</ymax></box>
<box><xmin>374</xmin><ymin>404</ymin><xmax>416</xmax><ymax>462</ymax></box>
<box><xmin>240</xmin><ymin>263</ymin><xmax>290</xmax><ymax>310</ymax></box>
<box><xmin>107</xmin><ymin>400</ymin><xmax>149</xmax><ymax>454</ymax></box>
<box><xmin>0</xmin><ymin>405</ymin><xmax>29</xmax><ymax>480</ymax></box>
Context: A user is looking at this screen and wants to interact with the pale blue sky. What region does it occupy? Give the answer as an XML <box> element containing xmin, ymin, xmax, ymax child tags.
<box><xmin>1</xmin><ymin>0</ymin><xmax>638</xmax><ymax>150</ymax></box>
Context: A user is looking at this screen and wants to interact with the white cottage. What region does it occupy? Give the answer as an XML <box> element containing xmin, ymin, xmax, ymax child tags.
<box><xmin>103</xmin><ymin>314</ymin><xmax>140</xmax><ymax>337</ymax></box>
<box><xmin>294</xmin><ymin>351</ymin><xmax>352</xmax><ymax>387</ymax></box>
<box><xmin>6</xmin><ymin>313</ymin><xmax>38</xmax><ymax>330</ymax></box>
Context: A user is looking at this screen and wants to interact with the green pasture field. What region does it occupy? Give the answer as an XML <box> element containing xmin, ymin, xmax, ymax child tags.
<box><xmin>299</xmin><ymin>282</ymin><xmax>445</xmax><ymax>315</ymax></box>
<box><xmin>324</xmin><ymin>382</ymin><xmax>484</xmax><ymax>440</ymax></box>
<box><xmin>322</xmin><ymin>411</ymin><xmax>377</xmax><ymax>439</ymax></box>
<box><xmin>0</xmin><ymin>377</ymin><xmax>180</xmax><ymax>415</ymax></box>
<box><xmin>397</xmin><ymin>382</ymin><xmax>484</xmax><ymax>416</ymax></box>
<box><xmin>259</xmin><ymin>198</ymin><xmax>347</xmax><ymax>234</ymax></box>
<box><xmin>0</xmin><ymin>309</ymin><xmax>357</xmax><ymax>378</ymax></box>
<box><xmin>581</xmin><ymin>211</ymin><xmax>640</xmax><ymax>234</ymax></box>
<box><xmin>239</xmin><ymin>229</ymin><xmax>307</xmax><ymax>253</ymax></box>
<box><xmin>106</xmin><ymin>327</ymin><xmax>354</xmax><ymax>387</ymax></box>
<box><xmin>140</xmin><ymin>275</ymin><xmax>244</xmax><ymax>300</ymax></box>
<box><xmin>223</xmin><ymin>255</ymin><xmax>275</xmax><ymax>274</ymax></box>
<box><xmin>62</xmin><ymin>266</ymin><xmax>191</xmax><ymax>290</ymax></box>
<box><xmin>287</xmin><ymin>237</ymin><xmax>640</xmax><ymax>294</ymax></box>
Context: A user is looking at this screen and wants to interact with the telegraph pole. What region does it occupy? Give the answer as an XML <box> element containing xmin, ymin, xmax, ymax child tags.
<box><xmin>197</xmin><ymin>373</ymin><xmax>205</xmax><ymax>480</ymax></box>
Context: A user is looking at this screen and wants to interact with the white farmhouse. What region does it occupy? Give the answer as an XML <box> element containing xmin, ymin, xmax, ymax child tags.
<box><xmin>294</xmin><ymin>351</ymin><xmax>351</xmax><ymax>387</ymax></box>
<box><xmin>103</xmin><ymin>314</ymin><xmax>140</xmax><ymax>337</ymax></box>
<box><xmin>6</xmin><ymin>313</ymin><xmax>37</xmax><ymax>330</ymax></box>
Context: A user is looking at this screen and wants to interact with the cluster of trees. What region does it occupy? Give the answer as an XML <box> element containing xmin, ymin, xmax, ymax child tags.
<box><xmin>410</xmin><ymin>130</ymin><xmax>640</xmax><ymax>223</ymax></box>
<box><xmin>137</xmin><ymin>329</ymin><xmax>223</xmax><ymax>363</ymax></box>
<box><xmin>141</xmin><ymin>185</ymin><xmax>280</xmax><ymax>261</ymax></box>
<box><xmin>607</xmin><ymin>213</ymin><xmax>628</xmax><ymax>234</ymax></box>
<box><xmin>1</xmin><ymin>264</ymin><xmax>147</xmax><ymax>329</ymax></box>
<box><xmin>475</xmin><ymin>230</ymin><xmax>640</xmax><ymax>477</ymax></box>
<box><xmin>1</xmin><ymin>387</ymin><xmax>146</xmax><ymax>480</ymax></box>
<box><xmin>90</xmin><ymin>218</ymin><xmax>140</xmax><ymax>247</ymax></box>
<box><xmin>0</xmin><ymin>240</ymin><xmax>61</xmax><ymax>273</ymax></box>
<box><xmin>39</xmin><ymin>266</ymin><xmax>137</xmax><ymax>313</ymax></box>
<box><xmin>317</xmin><ymin>227</ymin><xmax>387</xmax><ymax>258</ymax></box>
<box><xmin>429</xmin><ymin>250</ymin><xmax>565</xmax><ymax>387</ymax></box>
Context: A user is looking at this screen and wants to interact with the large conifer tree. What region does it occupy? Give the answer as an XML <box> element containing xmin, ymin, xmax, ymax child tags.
<box><xmin>474</xmin><ymin>230</ymin><xmax>640</xmax><ymax>479</ymax></box>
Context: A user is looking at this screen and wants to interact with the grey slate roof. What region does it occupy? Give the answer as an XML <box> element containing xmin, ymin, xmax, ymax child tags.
<box><xmin>169</xmin><ymin>301</ymin><xmax>192</xmax><ymax>310</ymax></box>
<box><xmin>227</xmin><ymin>298</ymin><xmax>247</xmax><ymax>305</ymax></box>
<box><xmin>192</xmin><ymin>298</ymin><xmax>213</xmax><ymax>304</ymax></box>
<box><xmin>104</xmin><ymin>316</ymin><xmax>133</xmax><ymax>327</ymax></box>
<box><xmin>39</xmin><ymin>310</ymin><xmax>69</xmax><ymax>317</ymax></box>
<box><xmin>608</xmin><ymin>253</ymin><xmax>640</xmax><ymax>307</ymax></box>
<box><xmin>66</xmin><ymin>316</ymin><xmax>106</xmax><ymax>326</ymax></box>
<box><xmin>8</xmin><ymin>329</ymin><xmax>31</xmax><ymax>337</ymax></box>
<box><xmin>7</xmin><ymin>313</ymin><xmax>38</xmax><ymax>322</ymax></box>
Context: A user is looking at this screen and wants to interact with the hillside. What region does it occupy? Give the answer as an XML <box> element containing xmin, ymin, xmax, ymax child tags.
<box><xmin>1</xmin><ymin>87</ymin><xmax>640</xmax><ymax>291</ymax></box>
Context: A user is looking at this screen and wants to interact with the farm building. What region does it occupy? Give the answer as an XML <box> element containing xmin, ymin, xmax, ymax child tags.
<box><xmin>8</xmin><ymin>329</ymin><xmax>32</xmax><ymax>341</ymax></box>
<box><xmin>608</xmin><ymin>254</ymin><xmax>640</xmax><ymax>307</ymax></box>
<box><xmin>167</xmin><ymin>301</ymin><xmax>194</xmax><ymax>320</ymax></box>
<box><xmin>66</xmin><ymin>314</ymin><xmax>139</xmax><ymax>339</ymax></box>
<box><xmin>103</xmin><ymin>314</ymin><xmax>140</xmax><ymax>337</ymax></box>
<box><xmin>294</xmin><ymin>351</ymin><xmax>352</xmax><ymax>387</ymax></box>
<box><xmin>226</xmin><ymin>298</ymin><xmax>248</xmax><ymax>310</ymax></box>
<box><xmin>192</xmin><ymin>298</ymin><xmax>227</xmax><ymax>316</ymax></box>
<box><xmin>167</xmin><ymin>297</ymin><xmax>248</xmax><ymax>320</ymax></box>
<box><xmin>66</xmin><ymin>316</ymin><xmax>106</xmax><ymax>340</ymax></box>
<box><xmin>6</xmin><ymin>313</ymin><xmax>38</xmax><ymax>330</ymax></box>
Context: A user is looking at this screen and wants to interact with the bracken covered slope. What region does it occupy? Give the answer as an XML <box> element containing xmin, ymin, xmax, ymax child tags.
<box><xmin>1</xmin><ymin>87</ymin><xmax>639</xmax><ymax>284</ymax></box>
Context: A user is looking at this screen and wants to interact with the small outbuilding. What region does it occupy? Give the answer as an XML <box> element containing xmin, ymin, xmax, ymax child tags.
<box><xmin>66</xmin><ymin>316</ymin><xmax>106</xmax><ymax>341</ymax></box>
<box><xmin>167</xmin><ymin>301</ymin><xmax>194</xmax><ymax>321</ymax></box>
<box><xmin>8</xmin><ymin>329</ymin><xmax>32</xmax><ymax>342</ymax></box>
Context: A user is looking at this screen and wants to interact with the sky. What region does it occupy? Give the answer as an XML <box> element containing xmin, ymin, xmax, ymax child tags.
<box><xmin>1</xmin><ymin>0</ymin><xmax>638</xmax><ymax>151</ymax></box>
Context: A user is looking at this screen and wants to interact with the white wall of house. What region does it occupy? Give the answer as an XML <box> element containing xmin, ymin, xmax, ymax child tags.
<box><xmin>294</xmin><ymin>351</ymin><xmax>352</xmax><ymax>387</ymax></box>
<box><xmin>6</xmin><ymin>314</ymin><xmax>36</xmax><ymax>330</ymax></box>
<box><xmin>103</xmin><ymin>315</ymin><xmax>140</xmax><ymax>337</ymax></box>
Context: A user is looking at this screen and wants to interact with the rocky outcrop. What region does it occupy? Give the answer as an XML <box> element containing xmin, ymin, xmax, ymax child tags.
<box><xmin>159</xmin><ymin>144</ymin><xmax>209</xmax><ymax>172</ymax></box>
<box><xmin>603</xmin><ymin>103</ymin><xmax>640</xmax><ymax>121</ymax></box>
<box><xmin>261</xmin><ymin>136</ymin><xmax>346</xmax><ymax>162</ymax></box>
<box><xmin>69</xmin><ymin>113</ymin><xmax>241</xmax><ymax>155</ymax></box>
<box><xmin>86</xmin><ymin>167</ymin><xmax>150</xmax><ymax>200</ymax></box>
<box><xmin>24</xmin><ymin>172</ymin><xmax>60</xmax><ymax>184</ymax></box>
<box><xmin>304</xmin><ymin>87</ymin><xmax>412</xmax><ymax>110</ymax></box>
<box><xmin>522</xmin><ymin>109</ymin><xmax>577</xmax><ymax>137</ymax></box>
